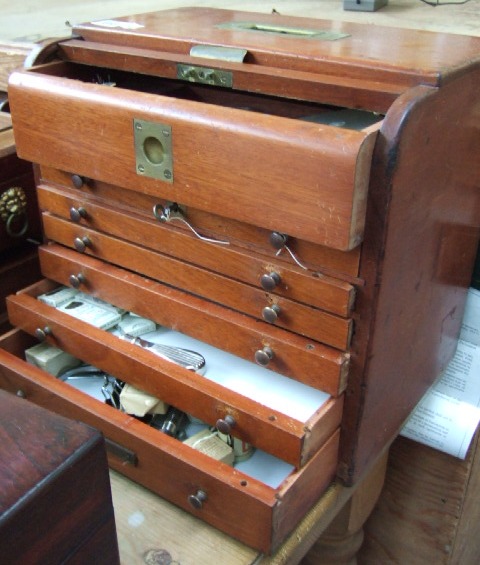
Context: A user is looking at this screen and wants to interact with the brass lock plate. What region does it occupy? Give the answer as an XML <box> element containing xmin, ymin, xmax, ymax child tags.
<box><xmin>134</xmin><ymin>119</ymin><xmax>173</xmax><ymax>183</ymax></box>
<box><xmin>177</xmin><ymin>64</ymin><xmax>233</xmax><ymax>87</ymax></box>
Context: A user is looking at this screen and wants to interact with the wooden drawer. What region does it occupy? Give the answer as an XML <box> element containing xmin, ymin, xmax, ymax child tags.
<box><xmin>40</xmin><ymin>213</ymin><xmax>352</xmax><ymax>350</ymax></box>
<box><xmin>36</xmin><ymin>243</ymin><xmax>349</xmax><ymax>395</ymax></box>
<box><xmin>6</xmin><ymin>275</ymin><xmax>343</xmax><ymax>467</ymax></box>
<box><xmin>9</xmin><ymin>61</ymin><xmax>379</xmax><ymax>251</ymax></box>
<box><xmin>37</xmin><ymin>179</ymin><xmax>359</xmax><ymax>304</ymax></box>
<box><xmin>0</xmin><ymin>328</ymin><xmax>338</xmax><ymax>553</ymax></box>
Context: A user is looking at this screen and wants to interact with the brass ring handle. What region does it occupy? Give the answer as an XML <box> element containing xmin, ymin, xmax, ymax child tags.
<box><xmin>6</xmin><ymin>212</ymin><xmax>28</xmax><ymax>238</ymax></box>
<box><xmin>1</xmin><ymin>186</ymin><xmax>28</xmax><ymax>238</ymax></box>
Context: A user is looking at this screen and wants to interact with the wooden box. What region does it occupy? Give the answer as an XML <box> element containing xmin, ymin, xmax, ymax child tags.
<box><xmin>2</xmin><ymin>7</ymin><xmax>480</xmax><ymax>552</ymax></box>
<box><xmin>0</xmin><ymin>389</ymin><xmax>120</xmax><ymax>564</ymax></box>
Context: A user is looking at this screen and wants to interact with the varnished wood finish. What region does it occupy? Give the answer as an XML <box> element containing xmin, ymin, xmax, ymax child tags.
<box><xmin>72</xmin><ymin>8</ymin><xmax>480</xmax><ymax>89</ymax></box>
<box><xmin>7</xmin><ymin>277</ymin><xmax>343</xmax><ymax>466</ymax></box>
<box><xmin>8</xmin><ymin>63</ymin><xmax>378</xmax><ymax>251</ymax></box>
<box><xmin>0</xmin><ymin>329</ymin><xmax>339</xmax><ymax>553</ymax></box>
<box><xmin>37</xmin><ymin>244</ymin><xmax>349</xmax><ymax>394</ymax></box>
<box><xmin>37</xmin><ymin>179</ymin><xmax>359</xmax><ymax>307</ymax></box>
<box><xmin>4</xmin><ymin>6</ymin><xmax>480</xmax><ymax>553</ymax></box>
<box><xmin>340</xmin><ymin>70</ymin><xmax>480</xmax><ymax>484</ymax></box>
<box><xmin>0</xmin><ymin>388</ymin><xmax>119</xmax><ymax>564</ymax></box>
<box><xmin>41</xmin><ymin>214</ymin><xmax>352</xmax><ymax>349</ymax></box>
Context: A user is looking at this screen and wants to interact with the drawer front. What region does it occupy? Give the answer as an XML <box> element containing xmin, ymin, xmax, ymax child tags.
<box><xmin>39</xmin><ymin>170</ymin><xmax>363</xmax><ymax>282</ymax></box>
<box><xmin>37</xmin><ymin>181</ymin><xmax>358</xmax><ymax>314</ymax></box>
<box><xmin>9</xmin><ymin>66</ymin><xmax>378</xmax><ymax>251</ymax></box>
<box><xmin>41</xmin><ymin>213</ymin><xmax>352</xmax><ymax>350</ymax></box>
<box><xmin>7</xmin><ymin>277</ymin><xmax>343</xmax><ymax>466</ymax></box>
<box><xmin>0</xmin><ymin>329</ymin><xmax>339</xmax><ymax>552</ymax></box>
<box><xmin>38</xmin><ymin>244</ymin><xmax>349</xmax><ymax>395</ymax></box>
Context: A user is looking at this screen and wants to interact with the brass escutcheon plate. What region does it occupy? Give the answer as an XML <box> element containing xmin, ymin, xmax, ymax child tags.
<box><xmin>134</xmin><ymin>119</ymin><xmax>173</xmax><ymax>183</ymax></box>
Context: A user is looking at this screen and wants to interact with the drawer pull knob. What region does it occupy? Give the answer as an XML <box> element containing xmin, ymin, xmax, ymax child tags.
<box><xmin>69</xmin><ymin>206</ymin><xmax>87</xmax><ymax>222</ymax></box>
<box><xmin>216</xmin><ymin>415</ymin><xmax>236</xmax><ymax>435</ymax></box>
<box><xmin>255</xmin><ymin>346</ymin><xmax>274</xmax><ymax>367</ymax></box>
<box><xmin>262</xmin><ymin>304</ymin><xmax>281</xmax><ymax>324</ymax></box>
<box><xmin>69</xmin><ymin>273</ymin><xmax>86</xmax><ymax>288</ymax></box>
<box><xmin>16</xmin><ymin>390</ymin><xmax>26</xmax><ymax>399</ymax></box>
<box><xmin>35</xmin><ymin>326</ymin><xmax>52</xmax><ymax>342</ymax></box>
<box><xmin>260</xmin><ymin>272</ymin><xmax>281</xmax><ymax>291</ymax></box>
<box><xmin>71</xmin><ymin>174</ymin><xmax>90</xmax><ymax>189</ymax></box>
<box><xmin>188</xmin><ymin>489</ymin><xmax>208</xmax><ymax>510</ymax></box>
<box><xmin>73</xmin><ymin>236</ymin><xmax>91</xmax><ymax>253</ymax></box>
<box><xmin>269</xmin><ymin>231</ymin><xmax>308</xmax><ymax>271</ymax></box>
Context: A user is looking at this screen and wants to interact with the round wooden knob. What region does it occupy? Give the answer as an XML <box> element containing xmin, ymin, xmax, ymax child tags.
<box><xmin>69</xmin><ymin>206</ymin><xmax>87</xmax><ymax>222</ymax></box>
<box><xmin>73</xmin><ymin>236</ymin><xmax>91</xmax><ymax>253</ymax></box>
<box><xmin>260</xmin><ymin>272</ymin><xmax>281</xmax><ymax>291</ymax></box>
<box><xmin>269</xmin><ymin>231</ymin><xmax>288</xmax><ymax>250</ymax></box>
<box><xmin>34</xmin><ymin>326</ymin><xmax>52</xmax><ymax>342</ymax></box>
<box><xmin>71</xmin><ymin>174</ymin><xmax>90</xmax><ymax>189</ymax></box>
<box><xmin>254</xmin><ymin>346</ymin><xmax>274</xmax><ymax>367</ymax></box>
<box><xmin>69</xmin><ymin>273</ymin><xmax>86</xmax><ymax>288</ymax></box>
<box><xmin>216</xmin><ymin>415</ymin><xmax>236</xmax><ymax>435</ymax></box>
<box><xmin>262</xmin><ymin>304</ymin><xmax>281</xmax><ymax>324</ymax></box>
<box><xmin>188</xmin><ymin>490</ymin><xmax>207</xmax><ymax>510</ymax></box>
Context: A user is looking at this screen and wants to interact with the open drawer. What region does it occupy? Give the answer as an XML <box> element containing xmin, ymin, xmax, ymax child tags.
<box><xmin>6</xmin><ymin>276</ymin><xmax>343</xmax><ymax>468</ymax></box>
<box><xmin>0</xmin><ymin>328</ymin><xmax>338</xmax><ymax>553</ymax></box>
<box><xmin>8</xmin><ymin>59</ymin><xmax>379</xmax><ymax>251</ymax></box>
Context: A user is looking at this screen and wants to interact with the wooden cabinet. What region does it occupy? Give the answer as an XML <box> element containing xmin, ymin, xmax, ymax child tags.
<box><xmin>2</xmin><ymin>7</ymin><xmax>480</xmax><ymax>553</ymax></box>
<box><xmin>0</xmin><ymin>389</ymin><xmax>119</xmax><ymax>564</ymax></box>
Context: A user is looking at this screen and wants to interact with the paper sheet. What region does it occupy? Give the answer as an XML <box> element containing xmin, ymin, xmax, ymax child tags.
<box><xmin>400</xmin><ymin>288</ymin><xmax>480</xmax><ymax>458</ymax></box>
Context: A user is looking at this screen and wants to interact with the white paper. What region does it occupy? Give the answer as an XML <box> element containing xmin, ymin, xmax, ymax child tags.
<box><xmin>400</xmin><ymin>288</ymin><xmax>480</xmax><ymax>458</ymax></box>
<box><xmin>91</xmin><ymin>20</ymin><xmax>144</xmax><ymax>30</ymax></box>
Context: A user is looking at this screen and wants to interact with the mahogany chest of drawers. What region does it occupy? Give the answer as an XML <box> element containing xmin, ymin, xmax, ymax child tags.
<box><xmin>2</xmin><ymin>8</ymin><xmax>480</xmax><ymax>552</ymax></box>
<box><xmin>0</xmin><ymin>389</ymin><xmax>119</xmax><ymax>564</ymax></box>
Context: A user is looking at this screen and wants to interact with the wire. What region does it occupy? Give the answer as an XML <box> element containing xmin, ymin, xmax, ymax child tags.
<box><xmin>418</xmin><ymin>0</ymin><xmax>472</xmax><ymax>6</ymax></box>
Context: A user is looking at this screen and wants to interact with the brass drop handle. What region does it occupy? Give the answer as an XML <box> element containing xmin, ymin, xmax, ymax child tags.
<box><xmin>262</xmin><ymin>304</ymin><xmax>281</xmax><ymax>324</ymax></box>
<box><xmin>255</xmin><ymin>346</ymin><xmax>274</xmax><ymax>367</ymax></box>
<box><xmin>216</xmin><ymin>415</ymin><xmax>236</xmax><ymax>435</ymax></box>
<box><xmin>69</xmin><ymin>273</ymin><xmax>86</xmax><ymax>288</ymax></box>
<box><xmin>71</xmin><ymin>174</ymin><xmax>90</xmax><ymax>189</ymax></box>
<box><xmin>73</xmin><ymin>236</ymin><xmax>91</xmax><ymax>253</ymax></box>
<box><xmin>70</xmin><ymin>206</ymin><xmax>87</xmax><ymax>222</ymax></box>
<box><xmin>35</xmin><ymin>326</ymin><xmax>52</xmax><ymax>342</ymax></box>
<box><xmin>188</xmin><ymin>489</ymin><xmax>207</xmax><ymax>510</ymax></box>
<box><xmin>260</xmin><ymin>272</ymin><xmax>281</xmax><ymax>291</ymax></box>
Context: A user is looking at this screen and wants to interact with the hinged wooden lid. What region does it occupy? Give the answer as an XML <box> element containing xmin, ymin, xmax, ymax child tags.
<box><xmin>71</xmin><ymin>7</ymin><xmax>480</xmax><ymax>88</ymax></box>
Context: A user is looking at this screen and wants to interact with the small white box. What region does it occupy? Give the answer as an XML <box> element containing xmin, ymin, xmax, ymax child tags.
<box><xmin>37</xmin><ymin>286</ymin><xmax>79</xmax><ymax>307</ymax></box>
<box><xmin>119</xmin><ymin>383</ymin><xmax>169</xmax><ymax>417</ymax></box>
<box><xmin>184</xmin><ymin>429</ymin><xmax>234</xmax><ymax>466</ymax></box>
<box><xmin>25</xmin><ymin>342</ymin><xmax>82</xmax><ymax>377</ymax></box>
